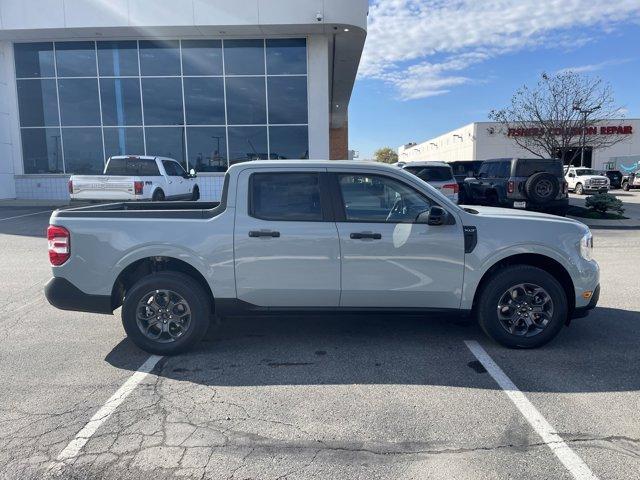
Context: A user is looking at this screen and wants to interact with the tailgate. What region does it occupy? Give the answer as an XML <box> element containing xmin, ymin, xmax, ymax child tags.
<box><xmin>71</xmin><ymin>175</ymin><xmax>138</xmax><ymax>200</ymax></box>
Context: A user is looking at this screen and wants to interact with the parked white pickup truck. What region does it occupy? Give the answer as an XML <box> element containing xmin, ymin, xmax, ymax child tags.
<box><xmin>69</xmin><ymin>156</ymin><xmax>200</xmax><ymax>202</ymax></box>
<box><xmin>564</xmin><ymin>167</ymin><xmax>609</xmax><ymax>195</ymax></box>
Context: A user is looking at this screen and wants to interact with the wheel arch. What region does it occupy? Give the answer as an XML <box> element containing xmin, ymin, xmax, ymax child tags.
<box><xmin>471</xmin><ymin>253</ymin><xmax>575</xmax><ymax>316</ymax></box>
<box><xmin>111</xmin><ymin>256</ymin><xmax>215</xmax><ymax>313</ymax></box>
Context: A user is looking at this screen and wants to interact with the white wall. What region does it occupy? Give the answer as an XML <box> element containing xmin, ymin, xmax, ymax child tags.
<box><xmin>0</xmin><ymin>41</ymin><xmax>15</xmax><ymax>198</ymax></box>
<box><xmin>400</xmin><ymin>120</ymin><xmax>640</xmax><ymax>170</ymax></box>
<box><xmin>307</xmin><ymin>35</ymin><xmax>330</xmax><ymax>159</ymax></box>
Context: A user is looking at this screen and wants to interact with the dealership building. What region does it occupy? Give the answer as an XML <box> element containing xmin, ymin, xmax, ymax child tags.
<box><xmin>399</xmin><ymin>120</ymin><xmax>640</xmax><ymax>172</ymax></box>
<box><xmin>0</xmin><ymin>0</ymin><xmax>368</xmax><ymax>200</ymax></box>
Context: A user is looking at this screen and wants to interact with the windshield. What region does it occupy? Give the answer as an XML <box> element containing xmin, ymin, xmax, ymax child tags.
<box><xmin>575</xmin><ymin>169</ymin><xmax>598</xmax><ymax>176</ymax></box>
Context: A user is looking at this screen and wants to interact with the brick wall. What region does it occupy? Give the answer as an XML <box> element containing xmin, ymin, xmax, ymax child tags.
<box><xmin>330</xmin><ymin>118</ymin><xmax>349</xmax><ymax>160</ymax></box>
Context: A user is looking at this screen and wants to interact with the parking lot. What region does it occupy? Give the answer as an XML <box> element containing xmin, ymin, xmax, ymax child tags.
<box><xmin>0</xmin><ymin>202</ymin><xmax>639</xmax><ymax>480</ymax></box>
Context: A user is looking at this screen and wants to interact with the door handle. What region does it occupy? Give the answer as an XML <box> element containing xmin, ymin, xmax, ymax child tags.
<box><xmin>249</xmin><ymin>230</ymin><xmax>280</xmax><ymax>238</ymax></box>
<box><xmin>350</xmin><ymin>232</ymin><xmax>382</xmax><ymax>240</ymax></box>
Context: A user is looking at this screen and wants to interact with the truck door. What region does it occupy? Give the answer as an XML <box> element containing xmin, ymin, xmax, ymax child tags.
<box><xmin>233</xmin><ymin>168</ymin><xmax>340</xmax><ymax>307</ymax></box>
<box><xmin>331</xmin><ymin>171</ymin><xmax>465</xmax><ymax>309</ymax></box>
<box><xmin>161</xmin><ymin>160</ymin><xmax>184</xmax><ymax>199</ymax></box>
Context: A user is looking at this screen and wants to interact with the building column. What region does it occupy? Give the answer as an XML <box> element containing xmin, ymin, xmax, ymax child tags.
<box><xmin>0</xmin><ymin>41</ymin><xmax>17</xmax><ymax>199</ymax></box>
<box><xmin>306</xmin><ymin>35</ymin><xmax>330</xmax><ymax>160</ymax></box>
<box><xmin>330</xmin><ymin>116</ymin><xmax>348</xmax><ymax>160</ymax></box>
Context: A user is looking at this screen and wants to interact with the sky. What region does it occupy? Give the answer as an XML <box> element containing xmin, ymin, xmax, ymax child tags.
<box><xmin>349</xmin><ymin>0</ymin><xmax>640</xmax><ymax>159</ymax></box>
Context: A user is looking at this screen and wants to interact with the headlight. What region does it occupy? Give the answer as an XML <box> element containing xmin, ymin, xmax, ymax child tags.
<box><xmin>580</xmin><ymin>232</ymin><xmax>593</xmax><ymax>261</ymax></box>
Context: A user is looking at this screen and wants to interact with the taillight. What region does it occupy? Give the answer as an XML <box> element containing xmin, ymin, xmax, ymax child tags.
<box><xmin>507</xmin><ymin>180</ymin><xmax>515</xmax><ymax>194</ymax></box>
<box><xmin>68</xmin><ymin>179</ymin><xmax>73</xmax><ymax>194</ymax></box>
<box><xmin>443</xmin><ymin>183</ymin><xmax>459</xmax><ymax>194</ymax></box>
<box><xmin>47</xmin><ymin>225</ymin><xmax>70</xmax><ymax>266</ymax></box>
<box><xmin>134</xmin><ymin>181</ymin><xmax>144</xmax><ymax>195</ymax></box>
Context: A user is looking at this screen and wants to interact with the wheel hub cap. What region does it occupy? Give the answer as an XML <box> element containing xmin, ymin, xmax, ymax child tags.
<box><xmin>136</xmin><ymin>289</ymin><xmax>192</xmax><ymax>343</ymax></box>
<box><xmin>497</xmin><ymin>283</ymin><xmax>554</xmax><ymax>337</ymax></box>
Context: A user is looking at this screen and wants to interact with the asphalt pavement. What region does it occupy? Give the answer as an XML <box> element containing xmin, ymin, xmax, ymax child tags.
<box><xmin>0</xmin><ymin>205</ymin><xmax>638</xmax><ymax>479</ymax></box>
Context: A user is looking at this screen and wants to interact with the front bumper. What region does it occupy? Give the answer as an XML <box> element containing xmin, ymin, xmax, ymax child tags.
<box><xmin>45</xmin><ymin>277</ymin><xmax>113</xmax><ymax>314</ymax></box>
<box><xmin>572</xmin><ymin>284</ymin><xmax>600</xmax><ymax>319</ymax></box>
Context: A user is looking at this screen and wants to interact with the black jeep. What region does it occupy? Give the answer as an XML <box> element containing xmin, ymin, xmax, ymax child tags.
<box><xmin>463</xmin><ymin>158</ymin><xmax>569</xmax><ymax>215</ymax></box>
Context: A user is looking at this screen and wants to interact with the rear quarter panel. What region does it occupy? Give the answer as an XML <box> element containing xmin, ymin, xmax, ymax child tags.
<box><xmin>48</xmin><ymin>210</ymin><xmax>236</xmax><ymax>300</ymax></box>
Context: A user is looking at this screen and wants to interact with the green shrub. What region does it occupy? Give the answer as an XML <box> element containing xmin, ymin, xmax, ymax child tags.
<box><xmin>585</xmin><ymin>193</ymin><xmax>624</xmax><ymax>215</ymax></box>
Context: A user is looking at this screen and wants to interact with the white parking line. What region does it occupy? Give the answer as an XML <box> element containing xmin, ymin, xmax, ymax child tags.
<box><xmin>0</xmin><ymin>210</ymin><xmax>52</xmax><ymax>222</ymax></box>
<box><xmin>48</xmin><ymin>354</ymin><xmax>163</xmax><ymax>474</ymax></box>
<box><xmin>465</xmin><ymin>340</ymin><xmax>598</xmax><ymax>480</ymax></box>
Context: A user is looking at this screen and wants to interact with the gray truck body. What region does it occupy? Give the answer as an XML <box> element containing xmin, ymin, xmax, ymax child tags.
<box><xmin>46</xmin><ymin>161</ymin><xmax>599</xmax><ymax>320</ymax></box>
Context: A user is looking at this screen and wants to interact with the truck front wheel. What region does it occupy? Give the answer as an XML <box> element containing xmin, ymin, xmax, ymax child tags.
<box><xmin>122</xmin><ymin>272</ymin><xmax>211</xmax><ymax>355</ymax></box>
<box><xmin>476</xmin><ymin>265</ymin><xmax>568</xmax><ymax>349</ymax></box>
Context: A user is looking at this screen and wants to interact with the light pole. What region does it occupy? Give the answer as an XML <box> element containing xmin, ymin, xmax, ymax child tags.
<box><xmin>573</xmin><ymin>104</ymin><xmax>600</xmax><ymax>167</ymax></box>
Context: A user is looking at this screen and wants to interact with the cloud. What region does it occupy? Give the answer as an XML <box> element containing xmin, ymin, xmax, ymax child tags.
<box><xmin>362</xmin><ymin>0</ymin><xmax>640</xmax><ymax>100</ymax></box>
<box><xmin>555</xmin><ymin>58</ymin><xmax>635</xmax><ymax>74</ymax></box>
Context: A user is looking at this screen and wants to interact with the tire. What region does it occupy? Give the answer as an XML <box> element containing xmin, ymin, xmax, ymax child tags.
<box><xmin>121</xmin><ymin>272</ymin><xmax>211</xmax><ymax>355</ymax></box>
<box><xmin>524</xmin><ymin>172</ymin><xmax>559</xmax><ymax>204</ymax></box>
<box><xmin>622</xmin><ymin>181</ymin><xmax>630</xmax><ymax>192</ymax></box>
<box><xmin>574</xmin><ymin>183</ymin><xmax>584</xmax><ymax>195</ymax></box>
<box><xmin>152</xmin><ymin>189</ymin><xmax>165</xmax><ymax>202</ymax></box>
<box><xmin>191</xmin><ymin>186</ymin><xmax>200</xmax><ymax>201</ymax></box>
<box><xmin>476</xmin><ymin>265</ymin><xmax>568</xmax><ymax>349</ymax></box>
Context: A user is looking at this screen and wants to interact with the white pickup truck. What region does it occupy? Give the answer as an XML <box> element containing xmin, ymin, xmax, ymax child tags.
<box><xmin>564</xmin><ymin>167</ymin><xmax>609</xmax><ymax>195</ymax></box>
<box><xmin>69</xmin><ymin>156</ymin><xmax>200</xmax><ymax>202</ymax></box>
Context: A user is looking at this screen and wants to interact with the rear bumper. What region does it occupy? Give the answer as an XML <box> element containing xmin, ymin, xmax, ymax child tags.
<box><xmin>572</xmin><ymin>284</ymin><xmax>600</xmax><ymax>319</ymax></box>
<box><xmin>45</xmin><ymin>277</ymin><xmax>113</xmax><ymax>315</ymax></box>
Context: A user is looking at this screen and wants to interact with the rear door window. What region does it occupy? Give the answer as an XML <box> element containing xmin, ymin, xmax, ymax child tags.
<box><xmin>250</xmin><ymin>173</ymin><xmax>323</xmax><ymax>221</ymax></box>
<box><xmin>515</xmin><ymin>160</ymin><xmax>563</xmax><ymax>177</ymax></box>
<box><xmin>405</xmin><ymin>166</ymin><xmax>453</xmax><ymax>182</ymax></box>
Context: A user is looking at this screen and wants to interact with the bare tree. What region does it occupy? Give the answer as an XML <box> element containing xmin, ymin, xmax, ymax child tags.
<box><xmin>489</xmin><ymin>72</ymin><xmax>627</xmax><ymax>165</ymax></box>
<box><xmin>374</xmin><ymin>147</ymin><xmax>399</xmax><ymax>164</ymax></box>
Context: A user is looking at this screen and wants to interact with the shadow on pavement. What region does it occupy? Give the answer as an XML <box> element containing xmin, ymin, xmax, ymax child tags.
<box><xmin>105</xmin><ymin>306</ymin><xmax>640</xmax><ymax>393</ymax></box>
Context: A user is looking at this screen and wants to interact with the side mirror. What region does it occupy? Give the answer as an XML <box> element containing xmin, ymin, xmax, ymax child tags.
<box><xmin>417</xmin><ymin>206</ymin><xmax>449</xmax><ymax>226</ymax></box>
<box><xmin>189</xmin><ymin>168</ymin><xmax>197</xmax><ymax>178</ymax></box>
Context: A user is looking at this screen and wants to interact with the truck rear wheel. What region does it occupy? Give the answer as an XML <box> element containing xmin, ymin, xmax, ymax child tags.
<box><xmin>122</xmin><ymin>272</ymin><xmax>211</xmax><ymax>355</ymax></box>
<box><xmin>476</xmin><ymin>265</ymin><xmax>567</xmax><ymax>349</ymax></box>
<box><xmin>152</xmin><ymin>189</ymin><xmax>165</xmax><ymax>201</ymax></box>
<box><xmin>622</xmin><ymin>181</ymin><xmax>630</xmax><ymax>191</ymax></box>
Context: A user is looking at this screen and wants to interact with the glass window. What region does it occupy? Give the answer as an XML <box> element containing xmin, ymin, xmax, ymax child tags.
<box><xmin>478</xmin><ymin>163</ymin><xmax>490</xmax><ymax>177</ymax></box>
<box><xmin>228</xmin><ymin>126</ymin><xmax>268</xmax><ymax>164</ymax></box>
<box><xmin>97</xmin><ymin>41</ymin><xmax>139</xmax><ymax>76</ymax></box>
<box><xmin>267</xmin><ymin>76</ymin><xmax>308</xmax><ymax>124</ymax></box>
<box><xmin>338</xmin><ymin>174</ymin><xmax>432</xmax><ymax>223</ymax></box>
<box><xmin>266</xmin><ymin>39</ymin><xmax>306</xmax><ymax>75</ymax></box>
<box><xmin>182</xmin><ymin>40</ymin><xmax>223</xmax><ymax>76</ymax></box>
<box><xmin>224</xmin><ymin>39</ymin><xmax>265</xmax><ymax>75</ymax></box>
<box><xmin>62</xmin><ymin>128</ymin><xmax>104</xmax><ymax>174</ymax></box>
<box><xmin>58</xmin><ymin>79</ymin><xmax>101</xmax><ymax>126</ymax></box>
<box><xmin>139</xmin><ymin>40</ymin><xmax>180</xmax><ymax>76</ymax></box>
<box><xmin>498</xmin><ymin>161</ymin><xmax>511</xmax><ymax>178</ymax></box>
<box><xmin>404</xmin><ymin>166</ymin><xmax>454</xmax><ymax>182</ymax></box>
<box><xmin>269</xmin><ymin>126</ymin><xmax>308</xmax><ymax>159</ymax></box>
<box><xmin>17</xmin><ymin>79</ymin><xmax>59</xmax><ymax>127</ymax></box>
<box><xmin>21</xmin><ymin>128</ymin><xmax>64</xmax><ymax>173</ymax></box>
<box><xmin>141</xmin><ymin>78</ymin><xmax>183</xmax><ymax>125</ymax></box>
<box><xmin>104</xmin><ymin>127</ymin><xmax>145</xmax><ymax>158</ymax></box>
<box><xmin>226</xmin><ymin>77</ymin><xmax>266</xmax><ymax>125</ymax></box>
<box><xmin>14</xmin><ymin>43</ymin><xmax>55</xmax><ymax>78</ymax></box>
<box><xmin>187</xmin><ymin>127</ymin><xmax>227</xmax><ymax>172</ymax></box>
<box><xmin>100</xmin><ymin>78</ymin><xmax>142</xmax><ymax>126</ymax></box>
<box><xmin>106</xmin><ymin>157</ymin><xmax>161</xmax><ymax>176</ymax></box>
<box><xmin>183</xmin><ymin>77</ymin><xmax>225</xmax><ymax>125</ymax></box>
<box><xmin>251</xmin><ymin>173</ymin><xmax>322</xmax><ymax>221</ymax></box>
<box><xmin>162</xmin><ymin>160</ymin><xmax>186</xmax><ymax>176</ymax></box>
<box><xmin>515</xmin><ymin>160</ymin><xmax>563</xmax><ymax>177</ymax></box>
<box><xmin>55</xmin><ymin>42</ymin><xmax>97</xmax><ymax>77</ymax></box>
<box><xmin>145</xmin><ymin>127</ymin><xmax>186</xmax><ymax>166</ymax></box>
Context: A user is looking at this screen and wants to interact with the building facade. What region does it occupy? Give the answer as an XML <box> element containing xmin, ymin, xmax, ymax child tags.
<box><xmin>399</xmin><ymin>120</ymin><xmax>640</xmax><ymax>172</ymax></box>
<box><xmin>0</xmin><ymin>0</ymin><xmax>368</xmax><ymax>200</ymax></box>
